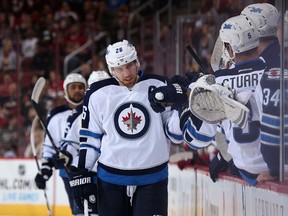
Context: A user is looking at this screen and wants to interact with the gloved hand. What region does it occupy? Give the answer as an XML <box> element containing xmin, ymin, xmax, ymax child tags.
<box><xmin>53</xmin><ymin>151</ymin><xmax>73</xmax><ymax>169</ymax></box>
<box><xmin>35</xmin><ymin>159</ymin><xmax>53</xmax><ymax>189</ymax></box>
<box><xmin>69</xmin><ymin>169</ymin><xmax>97</xmax><ymax>211</ymax></box>
<box><xmin>185</xmin><ymin>71</ymin><xmax>202</xmax><ymax>83</ymax></box>
<box><xmin>148</xmin><ymin>83</ymin><xmax>188</xmax><ymax>113</ymax></box>
<box><xmin>209</xmin><ymin>152</ymin><xmax>229</xmax><ymax>182</ymax></box>
<box><xmin>170</xmin><ymin>71</ymin><xmax>202</xmax><ymax>87</ymax></box>
<box><xmin>148</xmin><ymin>86</ymin><xmax>166</xmax><ymax>113</ymax></box>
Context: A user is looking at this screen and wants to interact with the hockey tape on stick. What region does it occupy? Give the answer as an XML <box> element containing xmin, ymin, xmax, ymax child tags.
<box><xmin>31</xmin><ymin>77</ymin><xmax>59</xmax><ymax>154</ymax></box>
<box><xmin>84</xmin><ymin>199</ymin><xmax>89</xmax><ymax>216</ymax></box>
<box><xmin>30</xmin><ymin>115</ymin><xmax>41</xmax><ymax>170</ymax></box>
<box><xmin>31</xmin><ymin>77</ymin><xmax>46</xmax><ymax>103</ymax></box>
<box><xmin>186</xmin><ymin>45</ymin><xmax>209</xmax><ymax>74</ymax></box>
<box><xmin>30</xmin><ymin>115</ymin><xmax>53</xmax><ymax>216</ymax></box>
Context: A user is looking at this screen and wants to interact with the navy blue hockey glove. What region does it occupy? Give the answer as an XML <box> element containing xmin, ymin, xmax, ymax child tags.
<box><xmin>209</xmin><ymin>152</ymin><xmax>229</xmax><ymax>182</ymax></box>
<box><xmin>148</xmin><ymin>86</ymin><xmax>166</xmax><ymax>113</ymax></box>
<box><xmin>148</xmin><ymin>84</ymin><xmax>188</xmax><ymax>113</ymax></box>
<box><xmin>170</xmin><ymin>75</ymin><xmax>191</xmax><ymax>87</ymax></box>
<box><xmin>69</xmin><ymin>169</ymin><xmax>97</xmax><ymax>211</ymax></box>
<box><xmin>185</xmin><ymin>71</ymin><xmax>202</xmax><ymax>83</ymax></box>
<box><xmin>52</xmin><ymin>151</ymin><xmax>73</xmax><ymax>169</ymax></box>
<box><xmin>170</xmin><ymin>72</ymin><xmax>201</xmax><ymax>87</ymax></box>
<box><xmin>35</xmin><ymin>159</ymin><xmax>53</xmax><ymax>189</ymax></box>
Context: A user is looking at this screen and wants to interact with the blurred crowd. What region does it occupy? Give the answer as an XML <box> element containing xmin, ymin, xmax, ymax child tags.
<box><xmin>0</xmin><ymin>0</ymin><xmax>274</xmax><ymax>158</ymax></box>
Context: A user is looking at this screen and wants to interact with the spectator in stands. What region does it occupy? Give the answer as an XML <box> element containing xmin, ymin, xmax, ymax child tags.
<box><xmin>46</xmin><ymin>70</ymin><xmax>64</xmax><ymax>100</ymax></box>
<box><xmin>0</xmin><ymin>38</ymin><xmax>17</xmax><ymax>72</ymax></box>
<box><xmin>62</xmin><ymin>23</ymin><xmax>89</xmax><ymax>73</ymax></box>
<box><xmin>31</xmin><ymin>40</ymin><xmax>54</xmax><ymax>78</ymax></box>
<box><xmin>21</xmin><ymin>26</ymin><xmax>38</xmax><ymax>58</ymax></box>
<box><xmin>79</xmin><ymin>63</ymin><xmax>92</xmax><ymax>80</ymax></box>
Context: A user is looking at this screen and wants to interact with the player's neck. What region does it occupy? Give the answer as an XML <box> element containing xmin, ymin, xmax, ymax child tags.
<box><xmin>234</xmin><ymin>51</ymin><xmax>259</xmax><ymax>63</ymax></box>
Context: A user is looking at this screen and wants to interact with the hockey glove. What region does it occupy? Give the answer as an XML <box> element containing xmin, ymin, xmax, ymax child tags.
<box><xmin>170</xmin><ymin>72</ymin><xmax>202</xmax><ymax>87</ymax></box>
<box><xmin>52</xmin><ymin>151</ymin><xmax>73</xmax><ymax>169</ymax></box>
<box><xmin>148</xmin><ymin>86</ymin><xmax>166</xmax><ymax>113</ymax></box>
<box><xmin>35</xmin><ymin>159</ymin><xmax>53</xmax><ymax>189</ymax></box>
<box><xmin>148</xmin><ymin>83</ymin><xmax>188</xmax><ymax>113</ymax></box>
<box><xmin>209</xmin><ymin>152</ymin><xmax>229</xmax><ymax>183</ymax></box>
<box><xmin>69</xmin><ymin>169</ymin><xmax>97</xmax><ymax>211</ymax></box>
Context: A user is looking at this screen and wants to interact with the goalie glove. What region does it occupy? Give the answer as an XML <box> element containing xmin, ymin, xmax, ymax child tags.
<box><xmin>189</xmin><ymin>74</ymin><xmax>250</xmax><ymax>129</ymax></box>
<box><xmin>148</xmin><ymin>83</ymin><xmax>188</xmax><ymax>113</ymax></box>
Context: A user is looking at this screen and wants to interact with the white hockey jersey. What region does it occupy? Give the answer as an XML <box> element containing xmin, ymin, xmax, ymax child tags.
<box><xmin>184</xmin><ymin>58</ymin><xmax>269</xmax><ymax>175</ymax></box>
<box><xmin>79</xmin><ymin>72</ymin><xmax>183</xmax><ymax>185</ymax></box>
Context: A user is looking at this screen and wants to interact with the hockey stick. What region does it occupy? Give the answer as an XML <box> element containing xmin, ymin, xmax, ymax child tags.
<box><xmin>186</xmin><ymin>45</ymin><xmax>210</xmax><ymax>74</ymax></box>
<box><xmin>31</xmin><ymin>77</ymin><xmax>60</xmax><ymax>155</ymax></box>
<box><xmin>31</xmin><ymin>116</ymin><xmax>53</xmax><ymax>216</ymax></box>
<box><xmin>31</xmin><ymin>77</ymin><xmax>90</xmax><ymax>213</ymax></box>
<box><xmin>31</xmin><ymin>78</ymin><xmax>72</xmax><ymax>173</ymax></box>
<box><xmin>84</xmin><ymin>199</ymin><xmax>89</xmax><ymax>216</ymax></box>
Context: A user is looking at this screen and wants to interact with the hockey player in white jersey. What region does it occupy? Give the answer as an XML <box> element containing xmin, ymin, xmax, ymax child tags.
<box><xmin>68</xmin><ymin>40</ymin><xmax>183</xmax><ymax>216</ymax></box>
<box><xmin>188</xmin><ymin>15</ymin><xmax>270</xmax><ymax>186</ymax></box>
<box><xmin>34</xmin><ymin>73</ymin><xmax>87</xmax><ymax>215</ymax></box>
<box><xmin>56</xmin><ymin>70</ymin><xmax>110</xmax><ymax>215</ymax></box>
<box><xmin>151</xmin><ymin>15</ymin><xmax>269</xmax><ymax>186</ymax></box>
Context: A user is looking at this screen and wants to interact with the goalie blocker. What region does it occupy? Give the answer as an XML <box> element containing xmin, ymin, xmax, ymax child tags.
<box><xmin>189</xmin><ymin>75</ymin><xmax>250</xmax><ymax>129</ymax></box>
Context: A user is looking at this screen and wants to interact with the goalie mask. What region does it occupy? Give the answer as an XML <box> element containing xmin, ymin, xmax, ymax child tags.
<box><xmin>219</xmin><ymin>15</ymin><xmax>260</xmax><ymax>60</ymax></box>
<box><xmin>105</xmin><ymin>39</ymin><xmax>140</xmax><ymax>73</ymax></box>
<box><xmin>241</xmin><ymin>3</ymin><xmax>278</xmax><ymax>38</ymax></box>
<box><xmin>63</xmin><ymin>73</ymin><xmax>87</xmax><ymax>106</ymax></box>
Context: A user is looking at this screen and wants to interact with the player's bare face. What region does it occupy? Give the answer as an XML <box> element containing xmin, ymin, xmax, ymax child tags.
<box><xmin>67</xmin><ymin>83</ymin><xmax>86</xmax><ymax>103</ymax></box>
<box><xmin>112</xmin><ymin>62</ymin><xmax>138</xmax><ymax>88</ymax></box>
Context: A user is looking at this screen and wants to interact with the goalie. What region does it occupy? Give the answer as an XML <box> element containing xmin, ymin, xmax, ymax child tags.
<box><xmin>149</xmin><ymin>14</ymin><xmax>269</xmax><ymax>186</ymax></box>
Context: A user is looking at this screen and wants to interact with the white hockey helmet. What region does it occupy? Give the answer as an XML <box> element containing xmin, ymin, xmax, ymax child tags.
<box><xmin>219</xmin><ymin>15</ymin><xmax>260</xmax><ymax>56</ymax></box>
<box><xmin>105</xmin><ymin>39</ymin><xmax>140</xmax><ymax>73</ymax></box>
<box><xmin>63</xmin><ymin>73</ymin><xmax>87</xmax><ymax>106</ymax></box>
<box><xmin>88</xmin><ymin>70</ymin><xmax>110</xmax><ymax>86</ymax></box>
<box><xmin>241</xmin><ymin>3</ymin><xmax>278</xmax><ymax>38</ymax></box>
<box><xmin>267</xmin><ymin>10</ymin><xmax>288</xmax><ymax>47</ymax></box>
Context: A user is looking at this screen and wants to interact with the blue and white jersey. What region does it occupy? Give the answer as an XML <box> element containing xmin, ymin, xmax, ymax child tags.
<box><xmin>42</xmin><ymin>104</ymin><xmax>71</xmax><ymax>160</ymax></box>
<box><xmin>255</xmin><ymin>41</ymin><xmax>288</xmax><ymax>176</ymax></box>
<box><xmin>184</xmin><ymin>58</ymin><xmax>268</xmax><ymax>174</ymax></box>
<box><xmin>61</xmin><ymin>105</ymin><xmax>98</xmax><ymax>173</ymax></box>
<box><xmin>79</xmin><ymin>71</ymin><xmax>183</xmax><ymax>186</ymax></box>
<box><xmin>61</xmin><ymin>105</ymin><xmax>82</xmax><ymax>167</ymax></box>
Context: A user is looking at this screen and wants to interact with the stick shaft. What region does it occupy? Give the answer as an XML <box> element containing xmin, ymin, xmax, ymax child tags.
<box><xmin>186</xmin><ymin>45</ymin><xmax>209</xmax><ymax>74</ymax></box>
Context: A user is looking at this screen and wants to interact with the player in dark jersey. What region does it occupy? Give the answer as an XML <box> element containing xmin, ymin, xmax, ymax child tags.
<box><xmin>256</xmin><ymin>10</ymin><xmax>288</xmax><ymax>182</ymax></box>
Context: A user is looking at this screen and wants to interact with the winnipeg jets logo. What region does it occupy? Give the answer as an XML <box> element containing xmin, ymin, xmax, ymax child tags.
<box><xmin>265</xmin><ymin>68</ymin><xmax>288</xmax><ymax>80</ymax></box>
<box><xmin>122</xmin><ymin>108</ymin><xmax>142</xmax><ymax>133</ymax></box>
<box><xmin>114</xmin><ymin>102</ymin><xmax>150</xmax><ymax>139</ymax></box>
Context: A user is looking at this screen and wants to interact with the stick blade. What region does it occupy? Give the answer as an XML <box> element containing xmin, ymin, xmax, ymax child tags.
<box><xmin>31</xmin><ymin>77</ymin><xmax>46</xmax><ymax>103</ymax></box>
<box><xmin>30</xmin><ymin>115</ymin><xmax>39</xmax><ymax>156</ymax></box>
